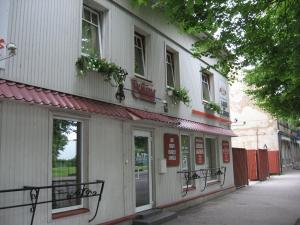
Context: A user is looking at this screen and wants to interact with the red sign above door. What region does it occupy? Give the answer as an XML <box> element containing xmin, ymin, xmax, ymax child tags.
<box><xmin>164</xmin><ymin>133</ymin><xmax>180</xmax><ymax>167</ymax></box>
<box><xmin>131</xmin><ymin>78</ymin><xmax>156</xmax><ymax>103</ymax></box>
<box><xmin>222</xmin><ymin>140</ymin><xmax>230</xmax><ymax>163</ymax></box>
<box><xmin>195</xmin><ymin>137</ymin><xmax>205</xmax><ymax>164</ymax></box>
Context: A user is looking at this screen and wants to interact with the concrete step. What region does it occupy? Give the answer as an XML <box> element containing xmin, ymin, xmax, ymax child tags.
<box><xmin>133</xmin><ymin>210</ymin><xmax>177</xmax><ymax>225</ymax></box>
<box><xmin>135</xmin><ymin>208</ymin><xmax>163</xmax><ymax>219</ymax></box>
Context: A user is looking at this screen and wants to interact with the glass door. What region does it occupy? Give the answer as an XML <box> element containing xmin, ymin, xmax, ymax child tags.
<box><xmin>134</xmin><ymin>130</ymin><xmax>153</xmax><ymax>212</ymax></box>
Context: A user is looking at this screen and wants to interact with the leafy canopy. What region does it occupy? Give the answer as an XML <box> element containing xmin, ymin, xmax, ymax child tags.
<box><xmin>132</xmin><ymin>0</ymin><xmax>300</xmax><ymax>124</ymax></box>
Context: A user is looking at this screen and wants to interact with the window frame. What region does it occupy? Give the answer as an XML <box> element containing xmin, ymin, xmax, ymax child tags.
<box><xmin>166</xmin><ymin>50</ymin><xmax>176</xmax><ymax>89</ymax></box>
<box><xmin>134</xmin><ymin>32</ymin><xmax>146</xmax><ymax>77</ymax></box>
<box><xmin>204</xmin><ymin>137</ymin><xmax>220</xmax><ymax>182</ymax></box>
<box><xmin>202</xmin><ymin>73</ymin><xmax>211</xmax><ymax>103</ymax></box>
<box><xmin>51</xmin><ymin>116</ymin><xmax>85</xmax><ymax>214</ymax></box>
<box><xmin>81</xmin><ymin>5</ymin><xmax>102</xmax><ymax>57</ymax></box>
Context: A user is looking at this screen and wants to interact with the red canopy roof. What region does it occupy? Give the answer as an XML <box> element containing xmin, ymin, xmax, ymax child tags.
<box><xmin>0</xmin><ymin>79</ymin><xmax>236</xmax><ymax>137</ymax></box>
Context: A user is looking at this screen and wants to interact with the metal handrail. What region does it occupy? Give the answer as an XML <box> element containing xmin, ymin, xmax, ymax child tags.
<box><xmin>0</xmin><ymin>180</ymin><xmax>105</xmax><ymax>225</ymax></box>
<box><xmin>177</xmin><ymin>167</ymin><xmax>226</xmax><ymax>195</ymax></box>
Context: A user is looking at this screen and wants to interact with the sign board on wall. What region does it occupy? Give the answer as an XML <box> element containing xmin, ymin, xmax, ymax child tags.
<box><xmin>0</xmin><ymin>0</ymin><xmax>10</xmax><ymax>69</ymax></box>
<box><xmin>164</xmin><ymin>133</ymin><xmax>179</xmax><ymax>167</ymax></box>
<box><xmin>195</xmin><ymin>137</ymin><xmax>205</xmax><ymax>164</ymax></box>
<box><xmin>218</xmin><ymin>81</ymin><xmax>229</xmax><ymax>118</ymax></box>
<box><xmin>131</xmin><ymin>78</ymin><xmax>156</xmax><ymax>103</ymax></box>
<box><xmin>222</xmin><ymin>140</ymin><xmax>230</xmax><ymax>163</ymax></box>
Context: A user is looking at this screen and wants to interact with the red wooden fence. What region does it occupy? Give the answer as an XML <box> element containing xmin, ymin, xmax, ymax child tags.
<box><xmin>268</xmin><ymin>151</ymin><xmax>280</xmax><ymax>174</ymax></box>
<box><xmin>257</xmin><ymin>149</ymin><xmax>269</xmax><ymax>181</ymax></box>
<box><xmin>232</xmin><ymin>148</ymin><xmax>249</xmax><ymax>187</ymax></box>
<box><xmin>247</xmin><ymin>150</ymin><xmax>258</xmax><ymax>180</ymax></box>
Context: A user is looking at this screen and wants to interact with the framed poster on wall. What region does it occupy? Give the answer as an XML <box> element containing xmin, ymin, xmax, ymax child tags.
<box><xmin>164</xmin><ymin>133</ymin><xmax>179</xmax><ymax>167</ymax></box>
<box><xmin>195</xmin><ymin>137</ymin><xmax>205</xmax><ymax>164</ymax></box>
<box><xmin>222</xmin><ymin>140</ymin><xmax>230</xmax><ymax>163</ymax></box>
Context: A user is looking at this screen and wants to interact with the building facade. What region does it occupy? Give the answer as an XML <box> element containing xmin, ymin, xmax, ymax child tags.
<box><xmin>0</xmin><ymin>1</ymin><xmax>235</xmax><ymax>225</ymax></box>
<box><xmin>230</xmin><ymin>77</ymin><xmax>300</xmax><ymax>174</ymax></box>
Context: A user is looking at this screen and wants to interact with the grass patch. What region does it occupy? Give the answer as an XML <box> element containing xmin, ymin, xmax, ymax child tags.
<box><xmin>52</xmin><ymin>167</ymin><xmax>76</xmax><ymax>177</ymax></box>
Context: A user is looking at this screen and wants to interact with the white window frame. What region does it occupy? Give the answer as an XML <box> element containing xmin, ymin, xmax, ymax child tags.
<box><xmin>134</xmin><ymin>32</ymin><xmax>146</xmax><ymax>77</ymax></box>
<box><xmin>202</xmin><ymin>73</ymin><xmax>211</xmax><ymax>103</ymax></box>
<box><xmin>204</xmin><ymin>137</ymin><xmax>220</xmax><ymax>182</ymax></box>
<box><xmin>51</xmin><ymin>117</ymin><xmax>84</xmax><ymax>214</ymax></box>
<box><xmin>180</xmin><ymin>134</ymin><xmax>194</xmax><ymax>188</ymax></box>
<box><xmin>166</xmin><ymin>51</ymin><xmax>175</xmax><ymax>89</ymax></box>
<box><xmin>81</xmin><ymin>5</ymin><xmax>102</xmax><ymax>57</ymax></box>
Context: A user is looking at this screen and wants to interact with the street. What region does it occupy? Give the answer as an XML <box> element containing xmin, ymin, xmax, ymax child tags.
<box><xmin>163</xmin><ymin>170</ymin><xmax>300</xmax><ymax>225</ymax></box>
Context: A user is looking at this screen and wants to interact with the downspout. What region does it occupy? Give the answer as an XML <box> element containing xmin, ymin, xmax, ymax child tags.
<box><xmin>277</xmin><ymin>121</ymin><xmax>283</xmax><ymax>174</ymax></box>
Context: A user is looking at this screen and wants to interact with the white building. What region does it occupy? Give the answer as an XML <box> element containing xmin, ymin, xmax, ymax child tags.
<box><xmin>0</xmin><ymin>1</ymin><xmax>236</xmax><ymax>225</ymax></box>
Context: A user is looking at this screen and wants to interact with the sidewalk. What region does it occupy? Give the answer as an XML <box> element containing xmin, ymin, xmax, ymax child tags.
<box><xmin>163</xmin><ymin>170</ymin><xmax>300</xmax><ymax>225</ymax></box>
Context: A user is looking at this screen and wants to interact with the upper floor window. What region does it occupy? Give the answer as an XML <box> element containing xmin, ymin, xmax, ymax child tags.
<box><xmin>166</xmin><ymin>51</ymin><xmax>175</xmax><ymax>88</ymax></box>
<box><xmin>202</xmin><ymin>73</ymin><xmax>211</xmax><ymax>102</ymax></box>
<box><xmin>134</xmin><ymin>32</ymin><xmax>146</xmax><ymax>76</ymax></box>
<box><xmin>52</xmin><ymin>118</ymin><xmax>83</xmax><ymax>212</ymax></box>
<box><xmin>81</xmin><ymin>6</ymin><xmax>101</xmax><ymax>56</ymax></box>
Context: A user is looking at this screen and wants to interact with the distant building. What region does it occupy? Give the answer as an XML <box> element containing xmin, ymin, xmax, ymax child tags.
<box><xmin>230</xmin><ymin>77</ymin><xmax>300</xmax><ymax>173</ymax></box>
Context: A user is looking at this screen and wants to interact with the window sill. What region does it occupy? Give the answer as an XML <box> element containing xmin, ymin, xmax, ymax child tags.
<box><xmin>207</xmin><ymin>180</ymin><xmax>220</xmax><ymax>186</ymax></box>
<box><xmin>52</xmin><ymin>208</ymin><xmax>90</xmax><ymax>220</ymax></box>
<box><xmin>134</xmin><ymin>74</ymin><xmax>152</xmax><ymax>83</ymax></box>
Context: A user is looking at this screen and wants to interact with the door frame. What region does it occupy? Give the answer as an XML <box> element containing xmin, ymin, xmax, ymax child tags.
<box><xmin>133</xmin><ymin>130</ymin><xmax>153</xmax><ymax>212</ymax></box>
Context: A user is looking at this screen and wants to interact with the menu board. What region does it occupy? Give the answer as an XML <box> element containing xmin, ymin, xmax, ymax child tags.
<box><xmin>164</xmin><ymin>133</ymin><xmax>179</xmax><ymax>167</ymax></box>
<box><xmin>195</xmin><ymin>137</ymin><xmax>205</xmax><ymax>165</ymax></box>
<box><xmin>222</xmin><ymin>141</ymin><xmax>230</xmax><ymax>163</ymax></box>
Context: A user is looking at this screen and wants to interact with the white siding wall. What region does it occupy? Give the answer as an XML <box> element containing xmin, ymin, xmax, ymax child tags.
<box><xmin>2</xmin><ymin>0</ymin><xmax>230</xmax><ymax>128</ymax></box>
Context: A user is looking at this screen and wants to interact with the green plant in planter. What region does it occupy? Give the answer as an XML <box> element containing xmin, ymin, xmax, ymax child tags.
<box><xmin>171</xmin><ymin>87</ymin><xmax>191</xmax><ymax>106</ymax></box>
<box><xmin>75</xmin><ymin>55</ymin><xmax>128</xmax><ymax>85</ymax></box>
<box><xmin>204</xmin><ymin>101</ymin><xmax>221</xmax><ymax>113</ymax></box>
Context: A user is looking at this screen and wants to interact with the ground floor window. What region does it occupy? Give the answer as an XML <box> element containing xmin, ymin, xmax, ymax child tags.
<box><xmin>205</xmin><ymin>138</ymin><xmax>219</xmax><ymax>180</ymax></box>
<box><xmin>181</xmin><ymin>135</ymin><xmax>193</xmax><ymax>186</ymax></box>
<box><xmin>52</xmin><ymin>118</ymin><xmax>82</xmax><ymax>211</ymax></box>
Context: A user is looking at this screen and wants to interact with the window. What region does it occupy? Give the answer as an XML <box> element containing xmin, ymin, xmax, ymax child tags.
<box><xmin>202</xmin><ymin>74</ymin><xmax>211</xmax><ymax>102</ymax></box>
<box><xmin>52</xmin><ymin>118</ymin><xmax>82</xmax><ymax>212</ymax></box>
<box><xmin>166</xmin><ymin>51</ymin><xmax>175</xmax><ymax>88</ymax></box>
<box><xmin>81</xmin><ymin>6</ymin><xmax>101</xmax><ymax>56</ymax></box>
<box><xmin>134</xmin><ymin>32</ymin><xmax>146</xmax><ymax>76</ymax></box>
<box><xmin>181</xmin><ymin>135</ymin><xmax>192</xmax><ymax>186</ymax></box>
<box><xmin>205</xmin><ymin>138</ymin><xmax>219</xmax><ymax>180</ymax></box>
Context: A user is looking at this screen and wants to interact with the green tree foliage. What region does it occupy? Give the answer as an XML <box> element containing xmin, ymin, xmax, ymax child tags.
<box><xmin>132</xmin><ymin>0</ymin><xmax>300</xmax><ymax>123</ymax></box>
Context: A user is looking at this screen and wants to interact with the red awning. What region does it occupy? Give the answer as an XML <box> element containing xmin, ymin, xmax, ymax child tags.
<box><xmin>0</xmin><ymin>79</ymin><xmax>236</xmax><ymax>137</ymax></box>
<box><xmin>0</xmin><ymin>80</ymin><xmax>132</xmax><ymax>120</ymax></box>
<box><xmin>126</xmin><ymin>107</ymin><xmax>178</xmax><ymax>124</ymax></box>
<box><xmin>177</xmin><ymin>119</ymin><xmax>237</xmax><ymax>137</ymax></box>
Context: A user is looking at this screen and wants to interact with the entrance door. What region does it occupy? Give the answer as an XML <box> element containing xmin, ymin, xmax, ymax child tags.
<box><xmin>133</xmin><ymin>130</ymin><xmax>153</xmax><ymax>212</ymax></box>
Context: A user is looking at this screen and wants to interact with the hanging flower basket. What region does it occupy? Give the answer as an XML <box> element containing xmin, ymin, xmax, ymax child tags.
<box><xmin>170</xmin><ymin>87</ymin><xmax>191</xmax><ymax>106</ymax></box>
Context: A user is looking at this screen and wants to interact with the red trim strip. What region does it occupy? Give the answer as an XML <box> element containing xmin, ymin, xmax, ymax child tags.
<box><xmin>158</xmin><ymin>186</ymin><xmax>235</xmax><ymax>208</ymax></box>
<box><xmin>97</xmin><ymin>214</ymin><xmax>136</xmax><ymax>225</ymax></box>
<box><xmin>52</xmin><ymin>208</ymin><xmax>90</xmax><ymax>220</ymax></box>
<box><xmin>192</xmin><ymin>109</ymin><xmax>231</xmax><ymax>124</ymax></box>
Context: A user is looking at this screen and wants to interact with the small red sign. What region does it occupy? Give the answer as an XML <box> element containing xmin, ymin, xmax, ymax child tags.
<box><xmin>195</xmin><ymin>137</ymin><xmax>205</xmax><ymax>164</ymax></box>
<box><xmin>164</xmin><ymin>133</ymin><xmax>180</xmax><ymax>167</ymax></box>
<box><xmin>222</xmin><ymin>141</ymin><xmax>230</xmax><ymax>163</ymax></box>
<box><xmin>131</xmin><ymin>78</ymin><xmax>156</xmax><ymax>103</ymax></box>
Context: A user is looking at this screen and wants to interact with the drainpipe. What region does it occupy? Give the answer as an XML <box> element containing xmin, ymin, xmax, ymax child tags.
<box><xmin>277</xmin><ymin>121</ymin><xmax>283</xmax><ymax>174</ymax></box>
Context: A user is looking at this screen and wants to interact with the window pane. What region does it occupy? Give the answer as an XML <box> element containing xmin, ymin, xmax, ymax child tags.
<box><xmin>203</xmin><ymin>84</ymin><xmax>210</xmax><ymax>101</ymax></box>
<box><xmin>206</xmin><ymin>139</ymin><xmax>218</xmax><ymax>180</ymax></box>
<box><xmin>52</xmin><ymin>119</ymin><xmax>81</xmax><ymax>210</ymax></box>
<box><xmin>181</xmin><ymin>135</ymin><xmax>190</xmax><ymax>171</ymax></box>
<box><xmin>91</xmin><ymin>12</ymin><xmax>98</xmax><ymax>25</ymax></box>
<box><xmin>83</xmin><ymin>8</ymin><xmax>90</xmax><ymax>21</ymax></box>
<box><xmin>167</xmin><ymin>63</ymin><xmax>175</xmax><ymax>88</ymax></box>
<box><xmin>135</xmin><ymin>47</ymin><xmax>145</xmax><ymax>76</ymax></box>
<box><xmin>81</xmin><ymin>20</ymin><xmax>99</xmax><ymax>56</ymax></box>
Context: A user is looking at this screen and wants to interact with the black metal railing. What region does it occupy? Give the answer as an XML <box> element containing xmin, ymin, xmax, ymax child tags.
<box><xmin>177</xmin><ymin>167</ymin><xmax>226</xmax><ymax>195</ymax></box>
<box><xmin>0</xmin><ymin>180</ymin><xmax>105</xmax><ymax>225</ymax></box>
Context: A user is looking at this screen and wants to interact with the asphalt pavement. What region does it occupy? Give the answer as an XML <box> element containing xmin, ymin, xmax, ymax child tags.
<box><xmin>162</xmin><ymin>169</ymin><xmax>300</xmax><ymax>225</ymax></box>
